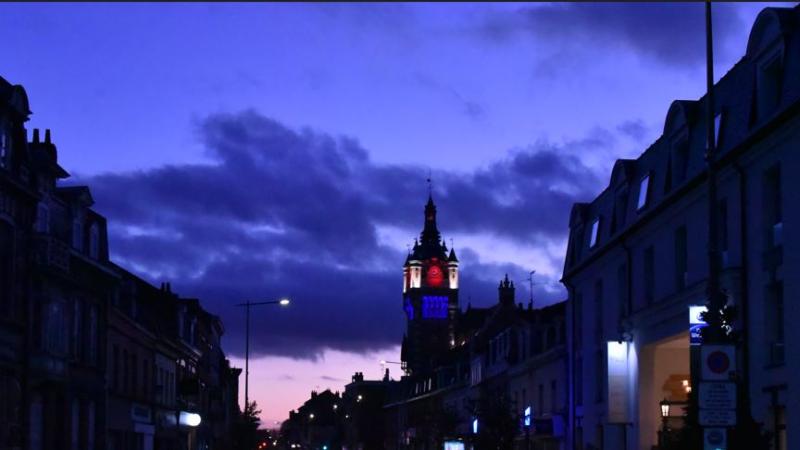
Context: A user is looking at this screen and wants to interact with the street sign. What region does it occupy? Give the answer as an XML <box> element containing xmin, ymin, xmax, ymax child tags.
<box><xmin>690</xmin><ymin>305</ymin><xmax>709</xmax><ymax>345</ymax></box>
<box><xmin>699</xmin><ymin>409</ymin><xmax>736</xmax><ymax>427</ymax></box>
<box><xmin>701</xmin><ymin>345</ymin><xmax>735</xmax><ymax>380</ymax></box>
<box><xmin>699</xmin><ymin>382</ymin><xmax>736</xmax><ymax>410</ymax></box>
<box><xmin>704</xmin><ymin>428</ymin><xmax>727</xmax><ymax>450</ymax></box>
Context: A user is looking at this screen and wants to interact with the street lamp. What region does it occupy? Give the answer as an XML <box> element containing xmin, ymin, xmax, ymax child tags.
<box><xmin>235</xmin><ymin>298</ymin><xmax>291</xmax><ymax>414</ymax></box>
<box><xmin>659</xmin><ymin>399</ymin><xmax>670</xmax><ymax>449</ymax></box>
<box><xmin>660</xmin><ymin>398</ymin><xmax>670</xmax><ymax>418</ymax></box>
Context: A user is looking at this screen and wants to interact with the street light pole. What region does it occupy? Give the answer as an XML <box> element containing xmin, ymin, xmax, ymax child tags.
<box><xmin>236</xmin><ymin>299</ymin><xmax>291</xmax><ymax>413</ymax></box>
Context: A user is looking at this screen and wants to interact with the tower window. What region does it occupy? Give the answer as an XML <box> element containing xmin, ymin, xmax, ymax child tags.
<box><xmin>422</xmin><ymin>295</ymin><xmax>448</xmax><ymax>319</ymax></box>
<box><xmin>636</xmin><ymin>175</ymin><xmax>650</xmax><ymax>210</ymax></box>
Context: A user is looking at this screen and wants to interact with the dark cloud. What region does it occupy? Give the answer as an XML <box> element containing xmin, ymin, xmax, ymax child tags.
<box><xmin>81</xmin><ymin>110</ymin><xmax>608</xmax><ymax>360</ymax></box>
<box><xmin>478</xmin><ymin>3</ymin><xmax>745</xmax><ymax>68</ymax></box>
<box><xmin>617</xmin><ymin>119</ymin><xmax>648</xmax><ymax>142</ymax></box>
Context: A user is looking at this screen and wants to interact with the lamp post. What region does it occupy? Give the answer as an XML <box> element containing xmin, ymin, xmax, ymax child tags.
<box><xmin>659</xmin><ymin>399</ymin><xmax>670</xmax><ymax>449</ymax></box>
<box><xmin>235</xmin><ymin>299</ymin><xmax>291</xmax><ymax>413</ymax></box>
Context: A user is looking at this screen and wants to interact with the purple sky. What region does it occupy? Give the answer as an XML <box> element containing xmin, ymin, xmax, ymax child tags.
<box><xmin>0</xmin><ymin>2</ymin><xmax>789</xmax><ymax>424</ymax></box>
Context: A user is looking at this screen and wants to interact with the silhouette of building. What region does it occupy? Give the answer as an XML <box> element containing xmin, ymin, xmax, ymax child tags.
<box><xmin>281</xmin><ymin>389</ymin><xmax>343</xmax><ymax>449</ymax></box>
<box><xmin>401</xmin><ymin>194</ymin><xmax>460</xmax><ymax>376</ymax></box>
<box><xmin>0</xmin><ymin>75</ymin><xmax>241</xmax><ymax>450</ymax></box>
<box><xmin>279</xmin><ymin>196</ymin><xmax>568</xmax><ymax>450</ymax></box>
<box><xmin>563</xmin><ymin>5</ymin><xmax>800</xmax><ymax>450</ymax></box>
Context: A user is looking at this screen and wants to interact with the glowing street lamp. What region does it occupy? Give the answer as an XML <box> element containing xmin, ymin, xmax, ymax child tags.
<box><xmin>235</xmin><ymin>298</ymin><xmax>291</xmax><ymax>449</ymax></box>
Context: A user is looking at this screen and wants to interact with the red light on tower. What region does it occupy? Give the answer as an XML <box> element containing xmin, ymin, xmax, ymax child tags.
<box><xmin>427</xmin><ymin>265</ymin><xmax>444</xmax><ymax>287</ymax></box>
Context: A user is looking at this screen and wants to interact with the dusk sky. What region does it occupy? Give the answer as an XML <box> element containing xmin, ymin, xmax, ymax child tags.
<box><xmin>0</xmin><ymin>2</ymin><xmax>788</xmax><ymax>425</ymax></box>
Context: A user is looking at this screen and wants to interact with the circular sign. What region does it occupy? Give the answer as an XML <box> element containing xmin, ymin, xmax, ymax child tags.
<box><xmin>707</xmin><ymin>351</ymin><xmax>730</xmax><ymax>374</ymax></box>
<box><xmin>707</xmin><ymin>429</ymin><xmax>724</xmax><ymax>445</ymax></box>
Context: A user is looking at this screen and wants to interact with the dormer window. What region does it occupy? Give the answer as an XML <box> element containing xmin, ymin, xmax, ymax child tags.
<box><xmin>89</xmin><ymin>223</ymin><xmax>100</xmax><ymax>259</ymax></box>
<box><xmin>712</xmin><ymin>113</ymin><xmax>723</xmax><ymax>149</ymax></box>
<box><xmin>636</xmin><ymin>175</ymin><xmax>650</xmax><ymax>210</ymax></box>
<box><xmin>589</xmin><ymin>218</ymin><xmax>600</xmax><ymax>248</ymax></box>
<box><xmin>756</xmin><ymin>54</ymin><xmax>783</xmax><ymax>121</ymax></box>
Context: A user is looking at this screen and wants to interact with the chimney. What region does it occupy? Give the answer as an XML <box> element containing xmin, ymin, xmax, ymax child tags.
<box><xmin>32</xmin><ymin>128</ymin><xmax>40</xmax><ymax>143</ymax></box>
<box><xmin>383</xmin><ymin>368</ymin><xmax>390</xmax><ymax>382</ymax></box>
<box><xmin>44</xmin><ymin>129</ymin><xmax>51</xmax><ymax>144</ymax></box>
<box><xmin>498</xmin><ymin>274</ymin><xmax>515</xmax><ymax>307</ymax></box>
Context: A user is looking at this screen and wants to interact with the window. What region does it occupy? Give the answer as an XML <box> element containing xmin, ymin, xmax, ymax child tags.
<box><xmin>594</xmin><ymin>280</ymin><xmax>603</xmax><ymax>339</ymax></box>
<box><xmin>675</xmin><ymin>226</ymin><xmax>688</xmax><ymax>290</ymax></box>
<box><xmin>766</xmin><ymin>281</ymin><xmax>785</xmax><ymax>365</ymax></box>
<box><xmin>589</xmin><ymin>218</ymin><xmax>600</xmax><ymax>248</ymax></box>
<box><xmin>551</xmin><ymin>380</ymin><xmax>557</xmax><ymax>413</ymax></box>
<box><xmin>636</xmin><ymin>175</ymin><xmax>650</xmax><ymax>210</ymax></box>
<box><xmin>421</xmin><ymin>295</ymin><xmax>448</xmax><ymax>319</ymax></box>
<box><xmin>612</xmin><ymin>189</ymin><xmax>628</xmax><ymax>234</ymax></box>
<box><xmin>757</xmin><ymin>55</ymin><xmax>783</xmax><ymax>121</ymax></box>
<box><xmin>112</xmin><ymin>345</ymin><xmax>119</xmax><ymax>391</ymax></box>
<box><xmin>72</xmin><ymin>217</ymin><xmax>83</xmax><ymax>251</ymax></box>
<box><xmin>0</xmin><ymin>131</ymin><xmax>9</xmax><ymax>169</ymax></box>
<box><xmin>764</xmin><ymin>165</ymin><xmax>783</xmax><ymax>248</ymax></box>
<box><xmin>35</xmin><ymin>203</ymin><xmax>49</xmax><ymax>233</ymax></box>
<box><xmin>87</xmin><ymin>401</ymin><xmax>95</xmax><ymax>450</ymax></box>
<box><xmin>719</xmin><ymin>198</ymin><xmax>729</xmax><ymax>259</ymax></box>
<box><xmin>71</xmin><ymin>399</ymin><xmax>79</xmax><ymax>450</ymax></box>
<box><xmin>595</xmin><ymin>349</ymin><xmax>604</xmax><ymax>402</ymax></box>
<box><xmin>88</xmin><ymin>306</ymin><xmax>98</xmax><ymax>364</ymax></box>
<box><xmin>44</xmin><ymin>300</ymin><xmax>67</xmax><ymax>354</ymax></box>
<box><xmin>0</xmin><ymin>222</ymin><xmax>12</xmax><ymax>316</ymax></box>
<box><xmin>575</xmin><ymin>357</ymin><xmax>583</xmax><ymax>406</ymax></box>
<box><xmin>71</xmin><ymin>299</ymin><xmax>82</xmax><ymax>360</ymax></box>
<box><xmin>643</xmin><ymin>246</ymin><xmax>655</xmax><ymax>304</ymax></box>
<box><xmin>617</xmin><ymin>264</ymin><xmax>628</xmax><ymax>319</ymax></box>
<box><xmin>538</xmin><ymin>383</ymin><xmax>544</xmax><ymax>416</ymax></box>
<box><xmin>673</xmin><ymin>139</ymin><xmax>689</xmax><ymax>184</ymax></box>
<box><xmin>143</xmin><ymin>359</ymin><xmax>149</xmax><ymax>399</ymax></box>
<box><xmin>712</xmin><ymin>113</ymin><xmax>723</xmax><ymax>149</ymax></box>
<box><xmin>132</xmin><ymin>354</ymin><xmax>138</xmax><ymax>397</ymax></box>
<box><xmin>123</xmin><ymin>350</ymin><xmax>129</xmax><ymax>393</ymax></box>
<box><xmin>89</xmin><ymin>223</ymin><xmax>100</xmax><ymax>259</ymax></box>
<box><xmin>29</xmin><ymin>394</ymin><xmax>43</xmax><ymax>450</ymax></box>
<box><xmin>574</xmin><ymin>292</ymin><xmax>583</xmax><ymax>349</ymax></box>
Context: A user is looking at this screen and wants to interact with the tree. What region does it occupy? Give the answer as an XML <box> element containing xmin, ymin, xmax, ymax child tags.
<box><xmin>233</xmin><ymin>401</ymin><xmax>262</xmax><ymax>450</ymax></box>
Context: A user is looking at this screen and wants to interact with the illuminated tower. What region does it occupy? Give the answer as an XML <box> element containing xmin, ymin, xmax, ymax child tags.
<box><xmin>400</xmin><ymin>195</ymin><xmax>459</xmax><ymax>376</ymax></box>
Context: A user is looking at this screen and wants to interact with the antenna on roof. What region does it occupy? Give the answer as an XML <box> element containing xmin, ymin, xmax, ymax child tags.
<box><xmin>528</xmin><ymin>270</ymin><xmax>538</xmax><ymax>308</ymax></box>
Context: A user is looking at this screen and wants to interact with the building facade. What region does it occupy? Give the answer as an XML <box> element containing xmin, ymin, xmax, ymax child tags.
<box><xmin>563</xmin><ymin>6</ymin><xmax>800</xmax><ymax>450</ymax></box>
<box><xmin>0</xmin><ymin>75</ymin><xmax>241</xmax><ymax>450</ymax></box>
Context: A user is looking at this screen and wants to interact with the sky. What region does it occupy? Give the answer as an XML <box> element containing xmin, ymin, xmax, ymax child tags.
<box><xmin>0</xmin><ymin>1</ymin><xmax>791</xmax><ymax>425</ymax></box>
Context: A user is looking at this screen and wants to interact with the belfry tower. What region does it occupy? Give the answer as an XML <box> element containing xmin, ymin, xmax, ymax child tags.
<box><xmin>400</xmin><ymin>195</ymin><xmax>459</xmax><ymax>375</ymax></box>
